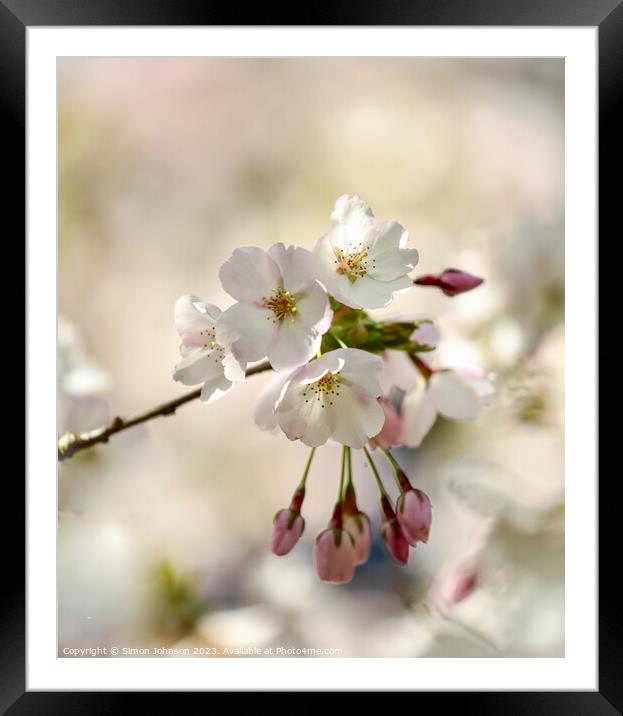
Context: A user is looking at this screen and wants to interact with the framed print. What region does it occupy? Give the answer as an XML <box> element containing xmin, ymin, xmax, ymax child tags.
<box><xmin>5</xmin><ymin>0</ymin><xmax>613</xmax><ymax>707</ymax></box>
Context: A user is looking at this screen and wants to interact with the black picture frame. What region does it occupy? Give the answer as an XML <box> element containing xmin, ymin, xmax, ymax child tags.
<box><xmin>6</xmin><ymin>0</ymin><xmax>612</xmax><ymax>709</ymax></box>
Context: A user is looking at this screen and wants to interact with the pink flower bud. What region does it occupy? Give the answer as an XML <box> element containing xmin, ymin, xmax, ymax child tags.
<box><xmin>343</xmin><ymin>513</ymin><xmax>372</xmax><ymax>566</ymax></box>
<box><xmin>313</xmin><ymin>528</ymin><xmax>357</xmax><ymax>584</ymax></box>
<box><xmin>414</xmin><ymin>269</ymin><xmax>484</xmax><ymax>297</ymax></box>
<box><xmin>381</xmin><ymin>518</ymin><xmax>410</xmax><ymax>564</ymax></box>
<box><xmin>271</xmin><ymin>509</ymin><xmax>305</xmax><ymax>556</ymax></box>
<box><xmin>396</xmin><ymin>489</ymin><xmax>432</xmax><ymax>546</ymax></box>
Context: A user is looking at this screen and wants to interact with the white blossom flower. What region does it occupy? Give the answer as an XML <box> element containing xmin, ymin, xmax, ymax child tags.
<box><xmin>313</xmin><ymin>194</ymin><xmax>419</xmax><ymax>309</ymax></box>
<box><xmin>271</xmin><ymin>348</ymin><xmax>385</xmax><ymax>448</ymax></box>
<box><xmin>173</xmin><ymin>295</ymin><xmax>245</xmax><ymax>403</ymax></box>
<box><xmin>216</xmin><ymin>243</ymin><xmax>333</xmax><ymax>371</ymax></box>
<box><xmin>402</xmin><ymin>367</ymin><xmax>495</xmax><ymax>447</ymax></box>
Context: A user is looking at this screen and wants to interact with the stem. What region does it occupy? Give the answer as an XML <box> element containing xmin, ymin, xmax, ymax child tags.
<box><xmin>373</xmin><ymin>438</ymin><xmax>410</xmax><ymax>491</ymax></box>
<box><xmin>410</xmin><ymin>354</ymin><xmax>433</xmax><ymax>381</ymax></box>
<box><xmin>338</xmin><ymin>446</ymin><xmax>347</xmax><ymax>502</ymax></box>
<box><xmin>362</xmin><ymin>446</ymin><xmax>388</xmax><ymax>498</ymax></box>
<box><xmin>346</xmin><ymin>446</ymin><xmax>353</xmax><ymax>488</ymax></box>
<box><xmin>57</xmin><ymin>360</ymin><xmax>273</xmax><ymax>462</ymax></box>
<box><xmin>330</xmin><ymin>330</ymin><xmax>348</xmax><ymax>349</ymax></box>
<box><xmin>300</xmin><ymin>447</ymin><xmax>316</xmax><ymax>489</ymax></box>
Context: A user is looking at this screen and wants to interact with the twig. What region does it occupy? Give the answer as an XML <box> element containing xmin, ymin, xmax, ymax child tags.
<box><xmin>58</xmin><ymin>361</ymin><xmax>272</xmax><ymax>462</ymax></box>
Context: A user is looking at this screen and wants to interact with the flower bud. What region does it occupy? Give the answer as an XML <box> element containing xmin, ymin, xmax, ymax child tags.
<box><xmin>381</xmin><ymin>518</ymin><xmax>410</xmax><ymax>565</ymax></box>
<box><xmin>271</xmin><ymin>509</ymin><xmax>305</xmax><ymax>556</ymax></box>
<box><xmin>396</xmin><ymin>488</ymin><xmax>432</xmax><ymax>546</ymax></box>
<box><xmin>379</xmin><ymin>495</ymin><xmax>410</xmax><ymax>564</ymax></box>
<box><xmin>343</xmin><ymin>513</ymin><xmax>372</xmax><ymax>566</ymax></box>
<box><xmin>313</xmin><ymin>528</ymin><xmax>357</xmax><ymax>584</ymax></box>
<box><xmin>415</xmin><ymin>269</ymin><xmax>484</xmax><ymax>297</ymax></box>
<box><xmin>429</xmin><ymin>564</ymin><xmax>477</xmax><ymax>610</ymax></box>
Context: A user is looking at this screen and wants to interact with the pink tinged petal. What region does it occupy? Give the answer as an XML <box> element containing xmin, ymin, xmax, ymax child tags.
<box><xmin>219</xmin><ymin>246</ymin><xmax>282</xmax><ymax>303</ymax></box>
<box><xmin>271</xmin><ymin>509</ymin><xmax>305</xmax><ymax>556</ymax></box>
<box><xmin>429</xmin><ymin>370</ymin><xmax>483</xmax><ymax>421</ymax></box>
<box><xmin>330</xmin><ymin>384</ymin><xmax>385</xmax><ymax>449</ymax></box>
<box><xmin>380</xmin><ymin>350</ymin><xmax>419</xmax><ymax>394</ymax></box>
<box><xmin>216</xmin><ymin>302</ymin><xmax>277</xmax><ymax>364</ymax></box>
<box><xmin>367</xmin><ymin>220</ymin><xmax>419</xmax><ymax>281</ymax></box>
<box><xmin>381</xmin><ymin>519</ymin><xmax>410</xmax><ymax>565</ymax></box>
<box><xmin>173</xmin><ymin>347</ymin><xmax>224</xmax><ymax>386</ymax></box>
<box><xmin>343</xmin><ymin>514</ymin><xmax>372</xmax><ymax>566</ymax></box>
<box><xmin>414</xmin><ymin>268</ymin><xmax>484</xmax><ymax>297</ymax></box>
<box><xmin>199</xmin><ymin>373</ymin><xmax>234</xmax><ymax>404</ymax></box>
<box><xmin>411</xmin><ymin>322</ymin><xmax>441</xmax><ymax>348</ymax></box>
<box><xmin>401</xmin><ymin>386</ymin><xmax>438</xmax><ymax>447</ymax></box>
<box><xmin>313</xmin><ymin>528</ymin><xmax>357</xmax><ymax>584</ymax></box>
<box><xmin>174</xmin><ymin>294</ymin><xmax>220</xmax><ymax>344</ymax></box>
<box><xmin>267</xmin><ymin>243</ymin><xmax>319</xmax><ymax>294</ymax></box>
<box><xmin>396</xmin><ymin>489</ymin><xmax>432</xmax><ymax>545</ymax></box>
<box><xmin>371</xmin><ymin>398</ymin><xmax>403</xmax><ymax>449</ymax></box>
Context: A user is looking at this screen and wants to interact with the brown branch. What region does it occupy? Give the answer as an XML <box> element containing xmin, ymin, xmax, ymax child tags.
<box><xmin>58</xmin><ymin>361</ymin><xmax>273</xmax><ymax>462</ymax></box>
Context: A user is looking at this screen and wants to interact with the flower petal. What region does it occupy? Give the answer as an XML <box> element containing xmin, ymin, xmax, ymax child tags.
<box><xmin>216</xmin><ymin>302</ymin><xmax>277</xmax><ymax>364</ymax></box>
<box><xmin>380</xmin><ymin>350</ymin><xmax>419</xmax><ymax>394</ymax></box>
<box><xmin>174</xmin><ymin>294</ymin><xmax>220</xmax><ymax>344</ymax></box>
<box><xmin>200</xmin><ymin>373</ymin><xmax>234</xmax><ymax>404</ymax></box>
<box><xmin>331</xmin><ymin>384</ymin><xmax>385</xmax><ymax>448</ymax></box>
<box><xmin>267</xmin><ymin>243</ymin><xmax>319</xmax><ymax>294</ymax></box>
<box><xmin>219</xmin><ymin>247</ymin><xmax>281</xmax><ymax>303</ymax></box>
<box><xmin>173</xmin><ymin>347</ymin><xmax>224</xmax><ymax>386</ymax></box>
<box><xmin>429</xmin><ymin>370</ymin><xmax>483</xmax><ymax>421</ymax></box>
<box><xmin>367</xmin><ymin>221</ymin><xmax>418</xmax><ymax>281</ymax></box>
<box><xmin>254</xmin><ymin>372</ymin><xmax>291</xmax><ymax>432</ymax></box>
<box><xmin>401</xmin><ymin>385</ymin><xmax>438</xmax><ymax>447</ymax></box>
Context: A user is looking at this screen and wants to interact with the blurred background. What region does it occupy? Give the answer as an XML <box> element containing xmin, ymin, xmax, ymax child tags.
<box><xmin>58</xmin><ymin>58</ymin><xmax>564</xmax><ymax>658</ymax></box>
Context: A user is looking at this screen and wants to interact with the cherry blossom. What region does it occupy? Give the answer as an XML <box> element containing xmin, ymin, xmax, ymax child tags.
<box><xmin>402</xmin><ymin>366</ymin><xmax>495</xmax><ymax>447</ymax></box>
<box><xmin>173</xmin><ymin>295</ymin><xmax>245</xmax><ymax>403</ymax></box>
<box><xmin>216</xmin><ymin>243</ymin><xmax>333</xmax><ymax>371</ymax></box>
<box><xmin>273</xmin><ymin>348</ymin><xmax>385</xmax><ymax>448</ymax></box>
<box><xmin>314</xmin><ymin>194</ymin><xmax>419</xmax><ymax>309</ymax></box>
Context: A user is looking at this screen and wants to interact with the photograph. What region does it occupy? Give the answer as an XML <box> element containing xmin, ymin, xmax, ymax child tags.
<box><xmin>56</xmin><ymin>56</ymin><xmax>565</xmax><ymax>660</ymax></box>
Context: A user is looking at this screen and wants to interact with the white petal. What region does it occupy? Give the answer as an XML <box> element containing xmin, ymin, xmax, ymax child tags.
<box><xmin>331</xmin><ymin>385</ymin><xmax>385</xmax><ymax>448</ymax></box>
<box><xmin>295</xmin><ymin>282</ymin><xmax>333</xmax><ymax>333</ymax></box>
<box><xmin>367</xmin><ymin>221</ymin><xmax>418</xmax><ymax>281</ymax></box>
<box><xmin>268</xmin><ymin>321</ymin><xmax>319</xmax><ymax>371</ymax></box>
<box><xmin>254</xmin><ymin>372</ymin><xmax>290</xmax><ymax>432</ymax></box>
<box><xmin>200</xmin><ymin>374</ymin><xmax>234</xmax><ymax>404</ymax></box>
<box><xmin>174</xmin><ymin>295</ymin><xmax>219</xmax><ymax>340</ymax></box>
<box><xmin>380</xmin><ymin>350</ymin><xmax>419</xmax><ymax>394</ymax></box>
<box><xmin>330</xmin><ymin>195</ymin><xmax>375</xmax><ymax>251</ymax></box>
<box><xmin>219</xmin><ymin>247</ymin><xmax>281</xmax><ymax>303</ymax></box>
<box><xmin>336</xmin><ymin>348</ymin><xmax>384</xmax><ymax>397</ymax></box>
<box><xmin>429</xmin><ymin>370</ymin><xmax>483</xmax><ymax>421</ymax></box>
<box><xmin>173</xmin><ymin>347</ymin><xmax>224</xmax><ymax>386</ymax></box>
<box><xmin>343</xmin><ymin>274</ymin><xmax>413</xmax><ymax>309</ymax></box>
<box><xmin>221</xmin><ymin>352</ymin><xmax>247</xmax><ymax>382</ymax></box>
<box><xmin>216</xmin><ymin>302</ymin><xmax>276</xmax><ymax>364</ymax></box>
<box><xmin>277</xmin><ymin>390</ymin><xmax>335</xmax><ymax>447</ymax></box>
<box><xmin>267</xmin><ymin>243</ymin><xmax>318</xmax><ymax>294</ymax></box>
<box><xmin>401</xmin><ymin>386</ymin><xmax>438</xmax><ymax>447</ymax></box>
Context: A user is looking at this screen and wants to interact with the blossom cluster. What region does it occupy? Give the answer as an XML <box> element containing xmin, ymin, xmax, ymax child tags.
<box><xmin>173</xmin><ymin>195</ymin><xmax>492</xmax><ymax>583</ymax></box>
